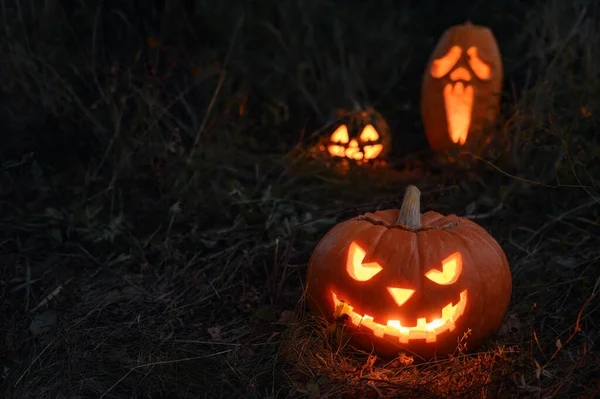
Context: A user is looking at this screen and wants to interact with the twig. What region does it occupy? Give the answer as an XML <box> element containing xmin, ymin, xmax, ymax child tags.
<box><xmin>29</xmin><ymin>278</ymin><xmax>73</xmax><ymax>313</ymax></box>
<box><xmin>100</xmin><ymin>351</ymin><xmax>232</xmax><ymax>398</ymax></box>
<box><xmin>462</xmin><ymin>203</ymin><xmax>504</xmax><ymax>220</ymax></box>
<box><xmin>15</xmin><ymin>294</ymin><xmax>108</xmax><ymax>387</ymax></box>
<box><xmin>529</xmin><ymin>274</ymin><xmax>600</xmax><ymax>384</ymax></box>
<box><xmin>462</xmin><ymin>152</ymin><xmax>589</xmax><ymax>189</ymax></box>
<box><xmin>523</xmin><ymin>199</ymin><xmax>598</xmax><ymax>246</ymax></box>
<box><xmin>187</xmin><ymin>16</ymin><xmax>244</xmax><ymax>163</ymax></box>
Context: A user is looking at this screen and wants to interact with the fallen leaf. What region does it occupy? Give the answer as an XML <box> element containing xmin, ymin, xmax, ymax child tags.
<box><xmin>227</xmin><ymin>346</ymin><xmax>254</xmax><ymax>363</ymax></box>
<box><xmin>581</xmin><ymin>106</ymin><xmax>592</xmax><ymax>117</ymax></box>
<box><xmin>105</xmin><ymin>286</ymin><xmax>144</xmax><ymax>305</ymax></box>
<box><xmin>465</xmin><ymin>201</ymin><xmax>476</xmax><ymax>215</ymax></box>
<box><xmin>391</xmin><ymin>352</ymin><xmax>414</xmax><ymax>367</ymax></box>
<box><xmin>360</xmin><ymin>354</ymin><xmax>377</xmax><ymax>376</ymax></box>
<box><xmin>333</xmin><ymin>300</ymin><xmax>353</xmax><ymax>319</ymax></box>
<box><xmin>498</xmin><ymin>313</ymin><xmax>522</xmax><ymax>336</ymax></box>
<box><xmin>306</xmin><ymin>377</ymin><xmax>320</xmax><ymax>399</ymax></box>
<box><xmin>554</xmin><ymin>256</ymin><xmax>578</xmax><ymax>269</ymax></box>
<box><xmin>29</xmin><ymin>279</ymin><xmax>72</xmax><ymax>313</ymax></box>
<box><xmin>254</xmin><ymin>307</ymin><xmax>276</xmax><ymax>322</ymax></box>
<box><xmin>199</xmin><ymin>238</ymin><xmax>217</xmax><ymax>248</ymax></box>
<box><xmin>48</xmin><ymin>228</ymin><xmax>62</xmax><ymax>243</ymax></box>
<box><xmin>30</xmin><ymin>310</ymin><xmax>57</xmax><ymax>336</ymax></box>
<box><xmin>146</xmin><ymin>36</ymin><xmax>160</xmax><ymax>48</ymax></box>
<box><xmin>207</xmin><ymin>326</ymin><xmax>222</xmax><ymax>341</ymax></box>
<box><xmin>279</xmin><ymin>310</ymin><xmax>293</xmax><ymax>324</ymax></box>
<box><xmin>266</xmin><ymin>332</ymin><xmax>280</xmax><ymax>342</ymax></box>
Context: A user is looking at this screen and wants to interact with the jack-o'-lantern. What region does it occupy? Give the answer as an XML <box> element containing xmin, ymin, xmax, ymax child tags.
<box><xmin>317</xmin><ymin>107</ymin><xmax>391</xmax><ymax>163</ymax></box>
<box><xmin>305</xmin><ymin>185</ymin><xmax>512</xmax><ymax>359</ymax></box>
<box><xmin>421</xmin><ymin>22</ymin><xmax>503</xmax><ymax>152</ymax></box>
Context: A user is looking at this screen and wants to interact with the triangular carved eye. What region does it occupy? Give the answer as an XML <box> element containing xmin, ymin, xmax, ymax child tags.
<box><xmin>330</xmin><ymin>125</ymin><xmax>349</xmax><ymax>143</ymax></box>
<box><xmin>346</xmin><ymin>242</ymin><xmax>383</xmax><ymax>281</ymax></box>
<box><xmin>431</xmin><ymin>45</ymin><xmax>462</xmax><ymax>78</ymax></box>
<box><xmin>359</xmin><ymin>125</ymin><xmax>379</xmax><ymax>142</ymax></box>
<box><xmin>425</xmin><ymin>252</ymin><xmax>462</xmax><ymax>285</ymax></box>
<box><xmin>467</xmin><ymin>47</ymin><xmax>492</xmax><ymax>80</ymax></box>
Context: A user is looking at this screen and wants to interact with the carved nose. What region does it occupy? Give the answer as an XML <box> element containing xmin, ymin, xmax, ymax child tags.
<box><xmin>387</xmin><ymin>287</ymin><xmax>415</xmax><ymax>307</ymax></box>
<box><xmin>449</xmin><ymin>66</ymin><xmax>472</xmax><ymax>81</ymax></box>
<box><xmin>345</xmin><ymin>140</ymin><xmax>363</xmax><ymax>160</ymax></box>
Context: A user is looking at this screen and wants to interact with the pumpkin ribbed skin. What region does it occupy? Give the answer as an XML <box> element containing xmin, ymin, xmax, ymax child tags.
<box><xmin>306</xmin><ymin>207</ymin><xmax>512</xmax><ymax>359</ymax></box>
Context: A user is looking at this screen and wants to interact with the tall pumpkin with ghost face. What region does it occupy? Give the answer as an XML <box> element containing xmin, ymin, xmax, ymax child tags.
<box><xmin>421</xmin><ymin>22</ymin><xmax>503</xmax><ymax>152</ymax></box>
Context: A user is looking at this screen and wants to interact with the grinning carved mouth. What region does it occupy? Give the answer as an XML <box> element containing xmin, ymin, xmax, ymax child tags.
<box><xmin>332</xmin><ymin>290</ymin><xmax>468</xmax><ymax>343</ymax></box>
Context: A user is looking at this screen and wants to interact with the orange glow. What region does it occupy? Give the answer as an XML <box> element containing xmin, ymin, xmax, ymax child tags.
<box><xmin>332</xmin><ymin>290</ymin><xmax>468</xmax><ymax>343</ymax></box>
<box><xmin>425</xmin><ymin>252</ymin><xmax>463</xmax><ymax>285</ymax></box>
<box><xmin>359</xmin><ymin>125</ymin><xmax>379</xmax><ymax>141</ymax></box>
<box><xmin>443</xmin><ymin>82</ymin><xmax>474</xmax><ymax>145</ymax></box>
<box><xmin>363</xmin><ymin>144</ymin><xmax>383</xmax><ymax>159</ymax></box>
<box><xmin>327</xmin><ymin>124</ymin><xmax>384</xmax><ymax>160</ymax></box>
<box><xmin>330</xmin><ymin>125</ymin><xmax>350</xmax><ymax>143</ymax></box>
<box><xmin>346</xmin><ymin>242</ymin><xmax>383</xmax><ymax>281</ymax></box>
<box><xmin>327</xmin><ymin>145</ymin><xmax>346</xmax><ymax>157</ymax></box>
<box><xmin>327</xmin><ymin>125</ymin><xmax>350</xmax><ymax>157</ymax></box>
<box><xmin>344</xmin><ymin>140</ymin><xmax>363</xmax><ymax>160</ymax></box>
<box><xmin>360</xmin><ymin>126</ymin><xmax>384</xmax><ymax>159</ymax></box>
<box><xmin>467</xmin><ymin>47</ymin><xmax>492</xmax><ymax>80</ymax></box>
<box><xmin>146</xmin><ymin>35</ymin><xmax>160</xmax><ymax>49</ymax></box>
<box><xmin>430</xmin><ymin>45</ymin><xmax>462</xmax><ymax>78</ymax></box>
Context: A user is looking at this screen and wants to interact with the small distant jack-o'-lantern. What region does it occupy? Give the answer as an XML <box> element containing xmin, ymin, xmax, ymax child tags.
<box><xmin>306</xmin><ymin>185</ymin><xmax>512</xmax><ymax>359</ymax></box>
<box><xmin>421</xmin><ymin>22</ymin><xmax>503</xmax><ymax>152</ymax></box>
<box><xmin>318</xmin><ymin>107</ymin><xmax>391</xmax><ymax>163</ymax></box>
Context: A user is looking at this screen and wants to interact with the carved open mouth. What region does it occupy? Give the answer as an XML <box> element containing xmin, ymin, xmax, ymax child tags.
<box><xmin>331</xmin><ymin>290</ymin><xmax>468</xmax><ymax>343</ymax></box>
<box><xmin>443</xmin><ymin>82</ymin><xmax>474</xmax><ymax>145</ymax></box>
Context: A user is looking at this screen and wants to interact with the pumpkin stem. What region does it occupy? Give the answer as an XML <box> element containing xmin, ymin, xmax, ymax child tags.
<box><xmin>397</xmin><ymin>185</ymin><xmax>422</xmax><ymax>228</ymax></box>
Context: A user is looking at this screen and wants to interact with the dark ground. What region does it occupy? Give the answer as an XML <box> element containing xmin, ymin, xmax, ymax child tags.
<box><xmin>1</xmin><ymin>0</ymin><xmax>600</xmax><ymax>398</ymax></box>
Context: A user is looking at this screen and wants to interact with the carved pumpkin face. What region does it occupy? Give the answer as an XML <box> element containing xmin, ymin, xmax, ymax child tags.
<box><xmin>421</xmin><ymin>22</ymin><xmax>503</xmax><ymax>152</ymax></box>
<box><xmin>306</xmin><ymin>186</ymin><xmax>512</xmax><ymax>359</ymax></box>
<box><xmin>319</xmin><ymin>107</ymin><xmax>391</xmax><ymax>163</ymax></box>
<box><xmin>332</xmin><ymin>243</ymin><xmax>468</xmax><ymax>345</ymax></box>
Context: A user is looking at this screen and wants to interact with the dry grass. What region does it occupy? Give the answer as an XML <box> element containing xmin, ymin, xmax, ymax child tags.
<box><xmin>1</xmin><ymin>0</ymin><xmax>599</xmax><ymax>398</ymax></box>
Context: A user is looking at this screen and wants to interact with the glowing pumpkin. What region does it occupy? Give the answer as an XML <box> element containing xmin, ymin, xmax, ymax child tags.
<box><xmin>306</xmin><ymin>185</ymin><xmax>512</xmax><ymax>359</ymax></box>
<box><xmin>318</xmin><ymin>107</ymin><xmax>391</xmax><ymax>163</ymax></box>
<box><xmin>421</xmin><ymin>22</ymin><xmax>503</xmax><ymax>152</ymax></box>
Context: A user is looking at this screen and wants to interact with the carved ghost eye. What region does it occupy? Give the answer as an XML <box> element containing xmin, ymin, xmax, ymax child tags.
<box><xmin>430</xmin><ymin>45</ymin><xmax>462</xmax><ymax>78</ymax></box>
<box><xmin>425</xmin><ymin>252</ymin><xmax>463</xmax><ymax>285</ymax></box>
<box><xmin>467</xmin><ymin>47</ymin><xmax>492</xmax><ymax>80</ymax></box>
<box><xmin>346</xmin><ymin>242</ymin><xmax>383</xmax><ymax>281</ymax></box>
